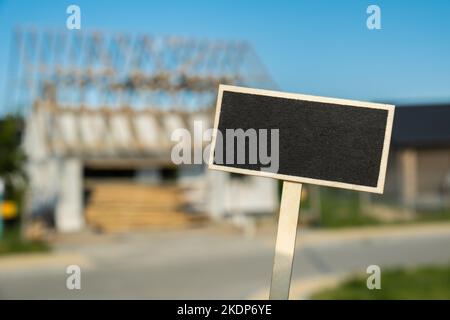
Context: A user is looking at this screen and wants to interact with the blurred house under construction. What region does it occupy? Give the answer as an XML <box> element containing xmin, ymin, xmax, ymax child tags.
<box><xmin>6</xmin><ymin>28</ymin><xmax>279</xmax><ymax>232</ymax></box>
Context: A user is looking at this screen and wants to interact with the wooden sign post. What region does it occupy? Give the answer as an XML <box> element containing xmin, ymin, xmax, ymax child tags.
<box><xmin>208</xmin><ymin>85</ymin><xmax>395</xmax><ymax>299</ymax></box>
<box><xmin>270</xmin><ymin>181</ymin><xmax>302</xmax><ymax>299</ymax></box>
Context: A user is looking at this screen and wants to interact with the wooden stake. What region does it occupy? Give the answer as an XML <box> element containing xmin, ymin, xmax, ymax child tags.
<box><xmin>269</xmin><ymin>181</ymin><xmax>302</xmax><ymax>300</ymax></box>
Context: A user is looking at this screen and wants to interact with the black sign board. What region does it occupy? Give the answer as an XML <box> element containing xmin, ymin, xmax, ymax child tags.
<box><xmin>209</xmin><ymin>85</ymin><xmax>395</xmax><ymax>194</ymax></box>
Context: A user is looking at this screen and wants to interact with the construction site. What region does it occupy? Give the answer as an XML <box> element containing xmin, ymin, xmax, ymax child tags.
<box><xmin>6</xmin><ymin>27</ymin><xmax>279</xmax><ymax>234</ymax></box>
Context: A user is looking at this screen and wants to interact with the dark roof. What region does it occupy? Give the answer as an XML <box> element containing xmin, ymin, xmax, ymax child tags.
<box><xmin>392</xmin><ymin>104</ymin><xmax>450</xmax><ymax>148</ymax></box>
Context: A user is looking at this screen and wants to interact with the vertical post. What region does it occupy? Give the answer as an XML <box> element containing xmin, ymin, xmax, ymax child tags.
<box><xmin>401</xmin><ymin>149</ymin><xmax>418</xmax><ymax>212</ymax></box>
<box><xmin>55</xmin><ymin>158</ymin><xmax>84</xmax><ymax>232</ymax></box>
<box><xmin>270</xmin><ymin>181</ymin><xmax>302</xmax><ymax>300</ymax></box>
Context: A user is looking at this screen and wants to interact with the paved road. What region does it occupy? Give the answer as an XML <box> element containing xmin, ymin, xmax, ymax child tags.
<box><xmin>1</xmin><ymin>223</ymin><xmax>450</xmax><ymax>299</ymax></box>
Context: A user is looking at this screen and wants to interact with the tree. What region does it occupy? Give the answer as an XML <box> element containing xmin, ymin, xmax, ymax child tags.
<box><xmin>0</xmin><ymin>115</ymin><xmax>27</xmax><ymax>216</ymax></box>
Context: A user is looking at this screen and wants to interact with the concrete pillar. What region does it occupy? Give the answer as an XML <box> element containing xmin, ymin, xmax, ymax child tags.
<box><xmin>401</xmin><ymin>149</ymin><xmax>418</xmax><ymax>210</ymax></box>
<box><xmin>56</xmin><ymin>158</ymin><xmax>84</xmax><ymax>232</ymax></box>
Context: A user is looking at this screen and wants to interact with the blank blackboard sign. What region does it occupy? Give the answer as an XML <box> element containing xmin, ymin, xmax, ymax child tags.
<box><xmin>209</xmin><ymin>85</ymin><xmax>395</xmax><ymax>194</ymax></box>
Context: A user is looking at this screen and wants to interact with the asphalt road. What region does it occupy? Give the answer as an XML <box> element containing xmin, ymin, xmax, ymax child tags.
<box><xmin>1</xmin><ymin>223</ymin><xmax>450</xmax><ymax>299</ymax></box>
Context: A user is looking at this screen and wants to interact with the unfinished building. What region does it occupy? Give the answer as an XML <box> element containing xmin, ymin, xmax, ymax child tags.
<box><xmin>6</xmin><ymin>28</ymin><xmax>279</xmax><ymax>232</ymax></box>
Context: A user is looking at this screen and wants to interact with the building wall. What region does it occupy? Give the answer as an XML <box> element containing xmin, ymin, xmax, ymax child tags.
<box><xmin>380</xmin><ymin>148</ymin><xmax>450</xmax><ymax>210</ymax></box>
<box><xmin>417</xmin><ymin>149</ymin><xmax>450</xmax><ymax>194</ymax></box>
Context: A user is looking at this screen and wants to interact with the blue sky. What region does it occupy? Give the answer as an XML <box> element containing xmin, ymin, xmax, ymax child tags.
<box><xmin>0</xmin><ymin>0</ymin><xmax>449</xmax><ymax>107</ymax></box>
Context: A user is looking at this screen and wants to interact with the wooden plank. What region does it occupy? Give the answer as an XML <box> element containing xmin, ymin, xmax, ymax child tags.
<box><xmin>270</xmin><ymin>181</ymin><xmax>302</xmax><ymax>300</ymax></box>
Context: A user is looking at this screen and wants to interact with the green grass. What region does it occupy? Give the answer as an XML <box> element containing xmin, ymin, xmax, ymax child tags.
<box><xmin>309</xmin><ymin>188</ymin><xmax>450</xmax><ymax>229</ymax></box>
<box><xmin>315</xmin><ymin>190</ymin><xmax>381</xmax><ymax>228</ymax></box>
<box><xmin>312</xmin><ymin>265</ymin><xmax>450</xmax><ymax>299</ymax></box>
<box><xmin>415</xmin><ymin>209</ymin><xmax>450</xmax><ymax>223</ymax></box>
<box><xmin>0</xmin><ymin>224</ymin><xmax>49</xmax><ymax>255</ymax></box>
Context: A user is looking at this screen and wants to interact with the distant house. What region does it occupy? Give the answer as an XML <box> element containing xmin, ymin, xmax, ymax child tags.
<box><xmin>381</xmin><ymin>104</ymin><xmax>450</xmax><ymax>211</ymax></box>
